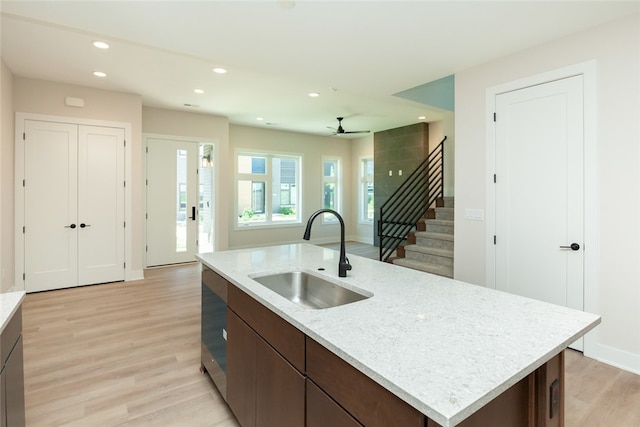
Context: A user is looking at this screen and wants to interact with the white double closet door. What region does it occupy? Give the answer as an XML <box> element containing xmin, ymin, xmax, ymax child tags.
<box><xmin>23</xmin><ymin>120</ymin><xmax>125</xmax><ymax>292</ymax></box>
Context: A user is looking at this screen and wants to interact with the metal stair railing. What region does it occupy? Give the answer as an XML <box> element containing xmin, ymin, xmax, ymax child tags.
<box><xmin>378</xmin><ymin>136</ymin><xmax>446</xmax><ymax>262</ymax></box>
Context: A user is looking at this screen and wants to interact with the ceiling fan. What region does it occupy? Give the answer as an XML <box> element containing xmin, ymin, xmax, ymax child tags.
<box><xmin>328</xmin><ymin>117</ymin><xmax>370</xmax><ymax>135</ymax></box>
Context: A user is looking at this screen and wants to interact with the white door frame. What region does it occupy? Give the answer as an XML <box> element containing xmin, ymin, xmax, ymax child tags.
<box><xmin>15</xmin><ymin>112</ymin><xmax>135</xmax><ymax>288</ymax></box>
<box><xmin>485</xmin><ymin>60</ymin><xmax>598</xmax><ymax>356</ymax></box>
<box><xmin>143</xmin><ymin>133</ymin><xmax>218</xmax><ymax>268</ymax></box>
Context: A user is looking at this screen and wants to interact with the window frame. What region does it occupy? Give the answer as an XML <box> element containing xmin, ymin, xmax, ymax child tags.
<box><xmin>321</xmin><ymin>156</ymin><xmax>341</xmax><ymax>224</ymax></box>
<box><xmin>360</xmin><ymin>157</ymin><xmax>374</xmax><ymax>224</ymax></box>
<box><xmin>235</xmin><ymin>150</ymin><xmax>302</xmax><ymax>229</ymax></box>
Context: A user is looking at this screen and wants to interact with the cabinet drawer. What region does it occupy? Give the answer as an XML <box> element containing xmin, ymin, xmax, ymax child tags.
<box><xmin>228</xmin><ymin>285</ymin><xmax>305</xmax><ymax>372</ymax></box>
<box><xmin>202</xmin><ymin>266</ymin><xmax>227</xmax><ymax>302</ymax></box>
<box><xmin>306</xmin><ymin>337</ymin><xmax>424</xmax><ymax>427</ymax></box>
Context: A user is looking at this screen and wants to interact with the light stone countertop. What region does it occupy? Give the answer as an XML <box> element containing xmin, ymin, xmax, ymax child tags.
<box><xmin>0</xmin><ymin>291</ymin><xmax>25</xmax><ymax>334</ymax></box>
<box><xmin>197</xmin><ymin>243</ymin><xmax>600</xmax><ymax>427</ymax></box>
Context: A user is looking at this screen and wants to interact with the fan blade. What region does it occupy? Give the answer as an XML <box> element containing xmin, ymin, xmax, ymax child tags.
<box><xmin>343</xmin><ymin>130</ymin><xmax>371</xmax><ymax>134</ymax></box>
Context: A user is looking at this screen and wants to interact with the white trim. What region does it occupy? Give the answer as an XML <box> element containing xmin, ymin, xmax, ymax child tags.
<box><xmin>359</xmin><ymin>157</ymin><xmax>375</xmax><ymax>224</ymax></box>
<box><xmin>233</xmin><ymin>147</ymin><xmax>304</xmax><ymax>230</ymax></box>
<box><xmin>143</xmin><ymin>133</ymin><xmax>218</xmax><ymax>268</ymax></box>
<box><xmin>15</xmin><ymin>112</ymin><xmax>134</xmax><ymax>288</ymax></box>
<box><xmin>484</xmin><ymin>60</ymin><xmax>599</xmax><ymax>358</ymax></box>
<box><xmin>321</xmin><ymin>156</ymin><xmax>342</xmax><ymax>224</ymax></box>
<box><xmin>595</xmin><ymin>343</ymin><xmax>640</xmax><ymax>376</ymax></box>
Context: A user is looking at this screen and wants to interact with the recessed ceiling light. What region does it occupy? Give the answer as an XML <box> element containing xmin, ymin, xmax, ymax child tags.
<box><xmin>256</xmin><ymin>117</ymin><xmax>264</xmax><ymax>121</ymax></box>
<box><xmin>92</xmin><ymin>41</ymin><xmax>110</xmax><ymax>49</ymax></box>
<box><xmin>93</xmin><ymin>71</ymin><xmax>107</xmax><ymax>77</ymax></box>
<box><xmin>308</xmin><ymin>92</ymin><xmax>320</xmax><ymax>97</ymax></box>
<box><xmin>418</xmin><ymin>116</ymin><xmax>427</xmax><ymax>120</ymax></box>
<box><xmin>213</xmin><ymin>67</ymin><xmax>227</xmax><ymax>74</ymax></box>
<box><xmin>194</xmin><ymin>89</ymin><xmax>205</xmax><ymax>94</ymax></box>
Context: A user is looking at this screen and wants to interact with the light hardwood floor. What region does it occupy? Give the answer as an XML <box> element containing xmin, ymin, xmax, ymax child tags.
<box><xmin>22</xmin><ymin>262</ymin><xmax>640</xmax><ymax>426</ymax></box>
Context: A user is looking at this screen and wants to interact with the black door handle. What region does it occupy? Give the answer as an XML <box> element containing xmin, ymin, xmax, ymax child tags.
<box><xmin>65</xmin><ymin>223</ymin><xmax>76</xmax><ymax>229</ymax></box>
<box><xmin>559</xmin><ymin>243</ymin><xmax>580</xmax><ymax>251</ymax></box>
<box><xmin>80</xmin><ymin>223</ymin><xmax>91</xmax><ymax>228</ymax></box>
<box><xmin>190</xmin><ymin>206</ymin><xmax>196</xmax><ymax>221</ymax></box>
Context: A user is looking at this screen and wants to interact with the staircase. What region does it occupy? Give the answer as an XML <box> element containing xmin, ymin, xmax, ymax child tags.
<box><xmin>391</xmin><ymin>197</ymin><xmax>454</xmax><ymax>278</ymax></box>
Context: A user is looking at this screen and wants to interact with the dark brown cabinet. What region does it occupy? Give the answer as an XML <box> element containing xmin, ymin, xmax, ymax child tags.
<box><xmin>255</xmin><ymin>337</ymin><xmax>305</xmax><ymax>427</ymax></box>
<box><xmin>1</xmin><ymin>307</ymin><xmax>25</xmax><ymax>427</ymax></box>
<box><xmin>227</xmin><ymin>286</ymin><xmax>305</xmax><ymax>427</ymax></box>
<box><xmin>307</xmin><ymin>379</ymin><xmax>362</xmax><ymax>427</ymax></box>
<box><xmin>306</xmin><ymin>337</ymin><xmax>424</xmax><ymax>427</ymax></box>
<box><xmin>226</xmin><ymin>310</ymin><xmax>257</xmax><ymax>427</ymax></box>
<box><xmin>204</xmin><ymin>268</ymin><xmax>566</xmax><ymax>427</ymax></box>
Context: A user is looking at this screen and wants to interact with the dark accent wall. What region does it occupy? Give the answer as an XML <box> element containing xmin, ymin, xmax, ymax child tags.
<box><xmin>373</xmin><ymin>123</ymin><xmax>429</xmax><ymax>246</ymax></box>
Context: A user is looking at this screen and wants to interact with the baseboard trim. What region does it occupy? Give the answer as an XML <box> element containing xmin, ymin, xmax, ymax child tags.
<box><xmin>125</xmin><ymin>270</ymin><xmax>145</xmax><ymax>282</ymax></box>
<box><xmin>593</xmin><ymin>343</ymin><xmax>640</xmax><ymax>375</ymax></box>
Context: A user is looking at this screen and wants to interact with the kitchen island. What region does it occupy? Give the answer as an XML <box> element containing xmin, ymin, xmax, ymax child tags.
<box><xmin>197</xmin><ymin>243</ymin><xmax>600</xmax><ymax>427</ymax></box>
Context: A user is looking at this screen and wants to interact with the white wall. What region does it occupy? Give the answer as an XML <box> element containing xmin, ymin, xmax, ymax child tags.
<box><xmin>454</xmin><ymin>14</ymin><xmax>640</xmax><ymax>373</ymax></box>
<box><xmin>0</xmin><ymin>59</ymin><xmax>14</xmax><ymax>293</ymax></box>
<box><xmin>427</xmin><ymin>112</ymin><xmax>455</xmax><ymax>197</ymax></box>
<box><xmin>12</xmin><ymin>78</ymin><xmax>145</xmax><ymax>275</ymax></box>
<box><xmin>142</xmin><ymin>107</ymin><xmax>230</xmax><ymax>251</ymax></box>
<box><xmin>228</xmin><ymin>125</ymin><xmax>354</xmax><ymax>249</ymax></box>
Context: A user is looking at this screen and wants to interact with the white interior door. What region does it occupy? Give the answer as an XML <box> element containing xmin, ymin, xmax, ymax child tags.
<box><xmin>146</xmin><ymin>138</ymin><xmax>199</xmax><ymax>266</ymax></box>
<box><xmin>77</xmin><ymin>125</ymin><xmax>125</xmax><ymax>285</ymax></box>
<box><xmin>495</xmin><ymin>76</ymin><xmax>584</xmax><ymax>347</ymax></box>
<box><xmin>23</xmin><ymin>120</ymin><xmax>125</xmax><ymax>292</ymax></box>
<box><xmin>24</xmin><ymin>120</ymin><xmax>79</xmax><ymax>292</ymax></box>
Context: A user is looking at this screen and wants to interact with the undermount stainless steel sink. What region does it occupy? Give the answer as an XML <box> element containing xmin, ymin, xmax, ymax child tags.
<box><xmin>251</xmin><ymin>270</ymin><xmax>371</xmax><ymax>309</ymax></box>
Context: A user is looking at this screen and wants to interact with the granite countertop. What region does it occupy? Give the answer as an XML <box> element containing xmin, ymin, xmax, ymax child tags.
<box><xmin>197</xmin><ymin>243</ymin><xmax>600</xmax><ymax>427</ymax></box>
<box><xmin>0</xmin><ymin>291</ymin><xmax>26</xmax><ymax>334</ymax></box>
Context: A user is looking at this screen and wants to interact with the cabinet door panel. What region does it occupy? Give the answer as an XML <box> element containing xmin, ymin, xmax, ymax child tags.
<box><xmin>307</xmin><ymin>379</ymin><xmax>362</xmax><ymax>427</ymax></box>
<box><xmin>306</xmin><ymin>337</ymin><xmax>423</xmax><ymax>427</ymax></box>
<box><xmin>226</xmin><ymin>310</ymin><xmax>256</xmax><ymax>427</ymax></box>
<box><xmin>5</xmin><ymin>336</ymin><xmax>25</xmax><ymax>427</ymax></box>
<box><xmin>256</xmin><ymin>336</ymin><xmax>305</xmax><ymax>427</ymax></box>
<box><xmin>228</xmin><ymin>285</ymin><xmax>305</xmax><ymax>372</ymax></box>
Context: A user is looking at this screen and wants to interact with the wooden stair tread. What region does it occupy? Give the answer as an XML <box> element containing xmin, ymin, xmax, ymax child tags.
<box><xmin>414</xmin><ymin>231</ymin><xmax>454</xmax><ymax>241</ymax></box>
<box><xmin>392</xmin><ymin>259</ymin><xmax>453</xmax><ymax>278</ymax></box>
<box><xmin>403</xmin><ymin>245</ymin><xmax>453</xmax><ymax>258</ymax></box>
<box><xmin>424</xmin><ymin>219</ymin><xmax>454</xmax><ymax>226</ymax></box>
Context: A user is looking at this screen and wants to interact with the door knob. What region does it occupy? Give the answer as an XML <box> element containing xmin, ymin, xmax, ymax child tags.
<box><xmin>80</xmin><ymin>223</ymin><xmax>91</xmax><ymax>228</ymax></box>
<box><xmin>65</xmin><ymin>223</ymin><xmax>76</xmax><ymax>229</ymax></box>
<box><xmin>559</xmin><ymin>243</ymin><xmax>580</xmax><ymax>251</ymax></box>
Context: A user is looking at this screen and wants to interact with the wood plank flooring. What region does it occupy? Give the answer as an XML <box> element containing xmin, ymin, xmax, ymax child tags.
<box><xmin>22</xmin><ymin>261</ymin><xmax>640</xmax><ymax>426</ymax></box>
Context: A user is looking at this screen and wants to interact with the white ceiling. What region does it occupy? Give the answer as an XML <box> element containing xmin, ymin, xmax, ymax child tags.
<box><xmin>1</xmin><ymin>1</ymin><xmax>638</xmax><ymax>136</ymax></box>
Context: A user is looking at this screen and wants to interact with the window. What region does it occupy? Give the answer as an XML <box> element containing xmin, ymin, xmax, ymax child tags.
<box><xmin>360</xmin><ymin>158</ymin><xmax>374</xmax><ymax>222</ymax></box>
<box><xmin>237</xmin><ymin>152</ymin><xmax>301</xmax><ymax>226</ymax></box>
<box><xmin>322</xmin><ymin>158</ymin><xmax>340</xmax><ymax>222</ymax></box>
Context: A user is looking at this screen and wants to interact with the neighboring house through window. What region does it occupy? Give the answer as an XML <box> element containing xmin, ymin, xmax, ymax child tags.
<box><xmin>237</xmin><ymin>152</ymin><xmax>301</xmax><ymax>227</ymax></box>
